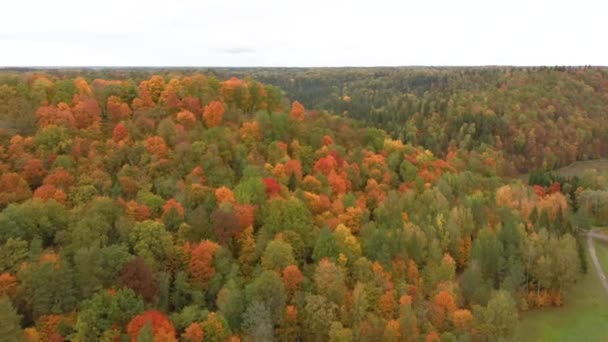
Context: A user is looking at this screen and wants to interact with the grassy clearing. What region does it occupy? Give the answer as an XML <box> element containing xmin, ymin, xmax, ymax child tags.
<box><xmin>518</xmin><ymin>159</ymin><xmax>608</xmax><ymax>183</ymax></box>
<box><xmin>552</xmin><ymin>159</ymin><xmax>608</xmax><ymax>178</ymax></box>
<box><xmin>513</xmin><ymin>244</ymin><xmax>608</xmax><ymax>341</ymax></box>
<box><xmin>594</xmin><ymin>239</ymin><xmax>608</xmax><ymax>275</ymax></box>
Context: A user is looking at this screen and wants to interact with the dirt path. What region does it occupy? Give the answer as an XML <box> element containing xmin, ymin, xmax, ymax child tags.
<box><xmin>586</xmin><ymin>231</ymin><xmax>608</xmax><ymax>296</ymax></box>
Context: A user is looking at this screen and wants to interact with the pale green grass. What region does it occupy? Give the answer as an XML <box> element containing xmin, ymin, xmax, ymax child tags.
<box><xmin>594</xmin><ymin>239</ymin><xmax>608</xmax><ymax>276</ymax></box>
<box><xmin>513</xmin><ymin>244</ymin><xmax>608</xmax><ymax>341</ymax></box>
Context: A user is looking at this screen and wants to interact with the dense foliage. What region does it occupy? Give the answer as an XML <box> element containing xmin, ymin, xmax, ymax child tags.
<box><xmin>218</xmin><ymin>67</ymin><xmax>608</xmax><ymax>174</ymax></box>
<box><xmin>0</xmin><ymin>69</ymin><xmax>601</xmax><ymax>341</ymax></box>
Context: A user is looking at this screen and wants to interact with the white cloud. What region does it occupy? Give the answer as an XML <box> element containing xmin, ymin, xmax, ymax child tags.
<box><xmin>0</xmin><ymin>0</ymin><xmax>606</xmax><ymax>66</ymax></box>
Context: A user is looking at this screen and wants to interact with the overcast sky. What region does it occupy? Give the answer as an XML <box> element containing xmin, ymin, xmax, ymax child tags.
<box><xmin>1</xmin><ymin>0</ymin><xmax>606</xmax><ymax>67</ymax></box>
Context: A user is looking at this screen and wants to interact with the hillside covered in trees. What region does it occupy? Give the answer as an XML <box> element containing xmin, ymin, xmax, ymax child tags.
<box><xmin>217</xmin><ymin>67</ymin><xmax>608</xmax><ymax>174</ymax></box>
<box><xmin>0</xmin><ymin>69</ymin><xmax>603</xmax><ymax>341</ymax></box>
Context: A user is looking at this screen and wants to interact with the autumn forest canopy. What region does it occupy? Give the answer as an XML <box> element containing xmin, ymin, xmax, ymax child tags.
<box><xmin>0</xmin><ymin>67</ymin><xmax>607</xmax><ymax>341</ymax></box>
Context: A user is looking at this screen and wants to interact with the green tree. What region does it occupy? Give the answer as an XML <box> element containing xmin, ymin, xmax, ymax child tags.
<box><xmin>0</xmin><ymin>296</ymin><xmax>23</xmax><ymax>342</ymax></box>
<box><xmin>477</xmin><ymin>290</ymin><xmax>518</xmax><ymax>338</ymax></box>
<box><xmin>261</xmin><ymin>239</ymin><xmax>296</xmax><ymax>271</ymax></box>
<box><xmin>328</xmin><ymin>321</ymin><xmax>353</xmax><ymax>342</ymax></box>
<box><xmin>312</xmin><ymin>227</ymin><xmax>338</xmax><ymax>262</ymax></box>
<box><xmin>0</xmin><ymin>199</ymin><xmax>68</xmax><ymax>247</ymax></box>
<box><xmin>0</xmin><ymin>239</ymin><xmax>28</xmax><ymax>273</ymax></box>
<box><xmin>302</xmin><ymin>294</ymin><xmax>337</xmax><ymax>341</ymax></box>
<box><xmin>72</xmin><ymin>288</ymin><xmax>144</xmax><ymax>341</ymax></box>
<box><xmin>18</xmin><ymin>260</ymin><xmax>77</xmax><ymax>319</ymax></box>
<box><xmin>242</xmin><ymin>301</ymin><xmax>275</xmax><ymax>342</ymax></box>
<box><xmin>245</xmin><ymin>270</ymin><xmax>286</xmax><ymax>325</ymax></box>
<box><xmin>260</xmin><ymin>197</ymin><xmax>314</xmax><ymax>247</ymax></box>
<box><xmin>216</xmin><ymin>280</ymin><xmax>245</xmax><ymax>331</ymax></box>
<box><xmin>128</xmin><ymin>220</ymin><xmax>174</xmax><ymax>268</ymax></box>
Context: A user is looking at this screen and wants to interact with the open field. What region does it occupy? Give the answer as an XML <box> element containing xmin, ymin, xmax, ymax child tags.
<box><xmin>518</xmin><ymin>159</ymin><xmax>608</xmax><ymax>183</ymax></box>
<box><xmin>513</xmin><ymin>244</ymin><xmax>608</xmax><ymax>341</ymax></box>
<box><xmin>553</xmin><ymin>159</ymin><xmax>608</xmax><ymax>178</ymax></box>
<box><xmin>595</xmin><ymin>238</ymin><xmax>608</xmax><ymax>276</ymax></box>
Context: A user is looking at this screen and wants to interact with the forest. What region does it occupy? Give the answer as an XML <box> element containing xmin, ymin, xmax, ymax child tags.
<box><xmin>0</xmin><ymin>68</ymin><xmax>606</xmax><ymax>341</ymax></box>
<box><xmin>216</xmin><ymin>67</ymin><xmax>608</xmax><ymax>174</ymax></box>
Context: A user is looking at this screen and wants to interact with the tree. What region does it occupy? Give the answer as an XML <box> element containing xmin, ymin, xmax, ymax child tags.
<box><xmin>328</xmin><ymin>321</ymin><xmax>353</xmax><ymax>342</ymax></box>
<box><xmin>0</xmin><ymin>273</ymin><xmax>17</xmax><ymax>298</ymax></box>
<box><xmin>211</xmin><ymin>205</ymin><xmax>241</xmax><ymax>245</ymax></box>
<box><xmin>263</xmin><ymin>178</ymin><xmax>281</xmax><ymax>198</ymax></box>
<box><xmin>162</xmin><ymin>199</ymin><xmax>185</xmax><ymax>231</ymax></box>
<box><xmin>261</xmin><ymin>239</ymin><xmax>296</xmax><ymax>271</ymax></box>
<box><xmin>312</xmin><ymin>227</ymin><xmax>338</xmax><ymax>262</ymax></box>
<box><xmin>289</xmin><ymin>101</ymin><xmax>305</xmax><ymax>121</ymax></box>
<box><xmin>478</xmin><ymin>290</ymin><xmax>518</xmax><ymax>338</ymax></box>
<box><xmin>215</xmin><ymin>186</ymin><xmax>236</xmax><ymax>205</ymax></box>
<box><xmin>0</xmin><ymin>173</ymin><xmax>31</xmax><ymax>207</ymax></box>
<box><xmin>281</xmin><ymin>265</ymin><xmax>303</xmax><ymax>294</ymax></box>
<box><xmin>451</xmin><ymin>309</ymin><xmax>473</xmax><ymax>332</ymax></box>
<box><xmin>36</xmin><ymin>103</ymin><xmax>75</xmax><ymax>128</ymax></box>
<box><xmin>23</xmin><ymin>158</ymin><xmax>47</xmax><ymax>187</ymax></box>
<box><xmin>261</xmin><ymin>197</ymin><xmax>314</xmax><ymax>247</ymax></box>
<box><xmin>382</xmin><ymin>320</ymin><xmax>401</xmax><ymax>342</ymax></box>
<box><xmin>188</xmin><ymin>240</ymin><xmax>220</xmax><ymax>289</ymax></box>
<box><xmin>0</xmin><ymin>199</ymin><xmax>67</xmax><ymax>246</ymax></box>
<box><xmin>216</xmin><ymin>281</ymin><xmax>245</xmax><ymax>331</ymax></box>
<box><xmin>245</xmin><ymin>270</ymin><xmax>286</xmax><ymax>324</ymax></box>
<box><xmin>182</xmin><ymin>323</ymin><xmax>204</xmax><ymax>342</ymax></box>
<box><xmin>17</xmin><ymin>259</ymin><xmax>77</xmax><ymax>319</ymax></box>
<box><xmin>378</xmin><ymin>290</ymin><xmax>397</xmax><ymax>320</ymax></box>
<box><xmin>126</xmin><ymin>310</ymin><xmax>176</xmax><ymax>342</ymax></box>
<box><xmin>0</xmin><ymin>239</ymin><xmax>28</xmax><ymax>274</ymax></box>
<box><xmin>177</xmin><ymin>110</ymin><xmax>197</xmax><ymax>127</ymax></box>
<box><xmin>398</xmin><ymin>295</ymin><xmax>419</xmax><ymax>341</ymax></box>
<box><xmin>242</xmin><ymin>301</ymin><xmax>275</xmax><ymax>342</ymax></box>
<box><xmin>72</xmin><ymin>288</ymin><xmax>144</xmax><ymax>341</ymax></box>
<box><xmin>43</xmin><ymin>168</ymin><xmax>75</xmax><ymax>189</ymax></box>
<box><xmin>106</xmin><ymin>95</ymin><xmax>132</xmax><ymax>123</ymax></box>
<box><xmin>552</xmin><ymin>234</ymin><xmax>580</xmax><ymax>293</ymax></box>
<box><xmin>430</xmin><ymin>290</ymin><xmax>457</xmax><ymax>330</ymax></box>
<box><xmin>145</xmin><ymin>136</ymin><xmax>168</xmax><ymax>158</ymax></box>
<box><xmin>237</xmin><ymin>226</ymin><xmax>256</xmax><ymax>273</ymax></box>
<box><xmin>302</xmin><ymin>294</ymin><xmax>337</xmax><ymax>341</ymax></box>
<box><xmin>200</xmin><ymin>312</ymin><xmax>231</xmax><ymax>342</ymax></box>
<box><xmin>0</xmin><ymin>296</ymin><xmax>23</xmax><ymax>342</ymax></box>
<box><xmin>34</xmin><ymin>125</ymin><xmax>72</xmax><ymax>154</ymax></box>
<box><xmin>128</xmin><ymin>220</ymin><xmax>174</xmax><ymax>268</ymax></box>
<box><xmin>72</xmin><ymin>97</ymin><xmax>101</xmax><ymax>129</ymax></box>
<box><xmin>113</xmin><ymin>123</ymin><xmax>129</xmax><ymax>142</ymax></box>
<box><xmin>119</xmin><ymin>257</ymin><xmax>158</xmax><ymax>303</ymax></box>
<box><xmin>203</xmin><ymin>101</ymin><xmax>225</xmax><ymax>128</ymax></box>
<box><xmin>314</xmin><ymin>258</ymin><xmax>347</xmax><ymax>305</ymax></box>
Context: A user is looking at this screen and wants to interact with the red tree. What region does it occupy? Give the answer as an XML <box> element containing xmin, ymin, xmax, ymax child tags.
<box><xmin>23</xmin><ymin>158</ymin><xmax>47</xmax><ymax>187</ymax></box>
<box><xmin>263</xmin><ymin>178</ymin><xmax>281</xmax><ymax>197</ymax></box>
<box><xmin>203</xmin><ymin>101</ymin><xmax>225</xmax><ymax>128</ymax></box>
<box><xmin>289</xmin><ymin>101</ymin><xmax>305</xmax><ymax>121</ymax></box>
<box><xmin>0</xmin><ymin>173</ymin><xmax>31</xmax><ymax>206</ymax></box>
<box><xmin>162</xmin><ymin>198</ymin><xmax>185</xmax><ymax>218</ymax></box>
<box><xmin>126</xmin><ymin>310</ymin><xmax>176</xmax><ymax>342</ymax></box>
<box><xmin>188</xmin><ymin>240</ymin><xmax>221</xmax><ymax>288</ymax></box>
<box><xmin>176</xmin><ymin>110</ymin><xmax>196</xmax><ymax>127</ymax></box>
<box><xmin>113</xmin><ymin>123</ymin><xmax>129</xmax><ymax>142</ymax></box>
<box><xmin>282</xmin><ymin>264</ymin><xmax>303</xmax><ymax>293</ymax></box>
<box><xmin>72</xmin><ymin>97</ymin><xmax>101</xmax><ymax>129</ymax></box>
<box><xmin>106</xmin><ymin>95</ymin><xmax>132</xmax><ymax>123</ymax></box>
<box><xmin>145</xmin><ymin>136</ymin><xmax>168</xmax><ymax>158</ymax></box>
